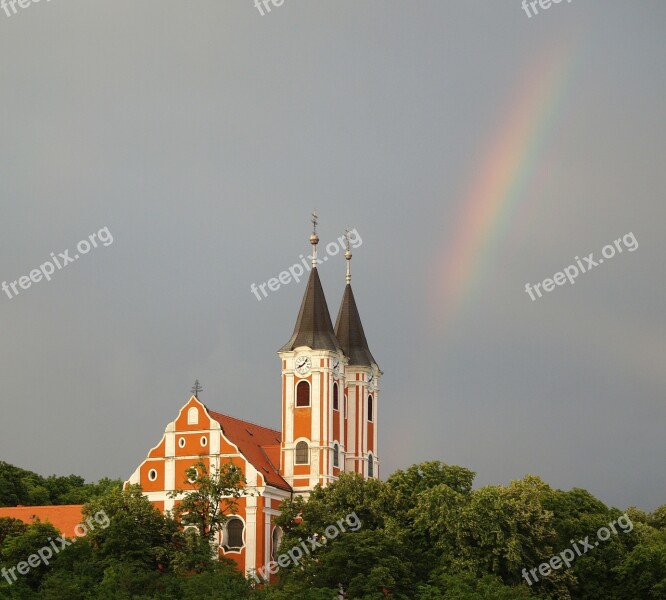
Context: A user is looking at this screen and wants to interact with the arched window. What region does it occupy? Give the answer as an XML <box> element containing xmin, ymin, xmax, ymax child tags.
<box><xmin>368</xmin><ymin>395</ymin><xmax>373</xmax><ymax>422</ymax></box>
<box><xmin>187</xmin><ymin>407</ymin><xmax>198</xmax><ymax>424</ymax></box>
<box><xmin>223</xmin><ymin>518</ymin><xmax>245</xmax><ymax>551</ymax></box>
<box><xmin>296</xmin><ymin>381</ymin><xmax>310</xmax><ymax>407</ymax></box>
<box><xmin>368</xmin><ymin>453</ymin><xmax>374</xmax><ymax>478</ymax></box>
<box><xmin>295</xmin><ymin>441</ymin><xmax>309</xmax><ymax>465</ymax></box>
<box><xmin>333</xmin><ymin>383</ymin><xmax>339</xmax><ymax>411</ymax></box>
<box><xmin>272</xmin><ymin>526</ymin><xmax>283</xmax><ymax>561</ymax></box>
<box><xmin>344</xmin><ymin>394</ymin><xmax>348</xmax><ymax>417</ymax></box>
<box><xmin>333</xmin><ymin>442</ymin><xmax>339</xmax><ymax>468</ymax></box>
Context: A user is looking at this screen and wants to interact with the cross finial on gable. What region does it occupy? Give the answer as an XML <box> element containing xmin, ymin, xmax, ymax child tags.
<box><xmin>191</xmin><ymin>379</ymin><xmax>203</xmax><ymax>399</ymax></box>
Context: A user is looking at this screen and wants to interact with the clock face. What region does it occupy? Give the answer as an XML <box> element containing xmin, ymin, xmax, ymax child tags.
<box><xmin>295</xmin><ymin>355</ymin><xmax>312</xmax><ymax>375</ymax></box>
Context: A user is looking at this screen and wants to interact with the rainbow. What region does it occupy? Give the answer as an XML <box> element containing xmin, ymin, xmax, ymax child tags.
<box><xmin>437</xmin><ymin>42</ymin><xmax>578</xmax><ymax>323</ymax></box>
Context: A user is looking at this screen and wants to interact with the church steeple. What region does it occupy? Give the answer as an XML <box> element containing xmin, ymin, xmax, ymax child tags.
<box><xmin>334</xmin><ymin>232</ymin><xmax>377</xmax><ymax>368</ymax></box>
<box><xmin>278</xmin><ymin>217</ymin><xmax>379</xmax><ymax>491</ymax></box>
<box><xmin>280</xmin><ymin>212</ymin><xmax>341</xmax><ymax>353</ymax></box>
<box><xmin>279</xmin><ymin>267</ymin><xmax>341</xmax><ymax>352</ymax></box>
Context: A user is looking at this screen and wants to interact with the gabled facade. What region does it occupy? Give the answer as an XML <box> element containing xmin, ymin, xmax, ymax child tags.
<box><xmin>126</xmin><ymin>222</ymin><xmax>381</xmax><ymax>577</ymax></box>
<box><xmin>125</xmin><ymin>395</ymin><xmax>291</xmax><ymax>577</ymax></box>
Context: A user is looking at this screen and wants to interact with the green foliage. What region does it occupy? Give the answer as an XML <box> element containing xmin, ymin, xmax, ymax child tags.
<box><xmin>614</xmin><ymin>528</ymin><xmax>666</xmax><ymax>599</ymax></box>
<box><xmin>0</xmin><ymin>460</ymin><xmax>662</xmax><ymax>599</ymax></box>
<box><xmin>81</xmin><ymin>485</ymin><xmax>181</xmax><ymax>571</ymax></box>
<box><xmin>426</xmin><ymin>572</ymin><xmax>534</xmax><ymax>599</ymax></box>
<box><xmin>177</xmin><ymin>564</ymin><xmax>251</xmax><ymax>599</ymax></box>
<box><xmin>253</xmin><ymin>584</ymin><xmax>338</xmax><ymax>600</ymax></box>
<box><xmin>0</xmin><ymin>521</ymin><xmax>62</xmax><ymax>591</ymax></box>
<box><xmin>276</xmin><ymin>472</ymin><xmax>389</xmax><ymax>535</ymax></box>
<box><xmin>387</xmin><ymin>461</ymin><xmax>476</xmax><ymax>513</ymax></box>
<box><xmin>0</xmin><ymin>462</ymin><xmax>122</xmax><ymax>507</ymax></box>
<box><xmin>385</xmin><ymin>462</ymin><xmax>477</xmax><ymax>583</ymax></box>
<box><xmin>413</xmin><ymin>476</ymin><xmax>563</xmax><ymax>583</ymax></box>
<box><xmin>650</xmin><ymin>505</ymin><xmax>666</xmax><ymax>531</ymax></box>
<box><xmin>168</xmin><ymin>460</ymin><xmax>247</xmax><ymax>541</ymax></box>
<box><xmin>0</xmin><ymin>519</ymin><xmax>27</xmax><ymax>548</ymax></box>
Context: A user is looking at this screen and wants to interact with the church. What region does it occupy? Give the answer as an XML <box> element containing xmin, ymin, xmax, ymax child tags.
<box><xmin>125</xmin><ymin>221</ymin><xmax>381</xmax><ymax>578</ymax></box>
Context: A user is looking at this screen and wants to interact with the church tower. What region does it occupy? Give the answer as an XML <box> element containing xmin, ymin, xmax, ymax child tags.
<box><xmin>334</xmin><ymin>234</ymin><xmax>382</xmax><ymax>480</ymax></box>
<box><xmin>278</xmin><ymin>217</ymin><xmax>381</xmax><ymax>494</ymax></box>
<box><xmin>278</xmin><ymin>214</ymin><xmax>347</xmax><ymax>493</ymax></box>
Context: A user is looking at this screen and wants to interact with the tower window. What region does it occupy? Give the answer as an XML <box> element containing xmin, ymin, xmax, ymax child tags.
<box><xmin>333</xmin><ymin>442</ymin><xmax>339</xmax><ymax>468</ymax></box>
<box><xmin>223</xmin><ymin>518</ymin><xmax>245</xmax><ymax>551</ymax></box>
<box><xmin>272</xmin><ymin>527</ymin><xmax>283</xmax><ymax>561</ymax></box>
<box><xmin>333</xmin><ymin>383</ymin><xmax>339</xmax><ymax>411</ymax></box>
<box><xmin>344</xmin><ymin>394</ymin><xmax>348</xmax><ymax>417</ymax></box>
<box><xmin>295</xmin><ymin>441</ymin><xmax>309</xmax><ymax>465</ymax></box>
<box><xmin>368</xmin><ymin>453</ymin><xmax>374</xmax><ymax>478</ymax></box>
<box><xmin>368</xmin><ymin>395</ymin><xmax>373</xmax><ymax>422</ymax></box>
<box><xmin>296</xmin><ymin>381</ymin><xmax>310</xmax><ymax>407</ymax></box>
<box><xmin>187</xmin><ymin>407</ymin><xmax>198</xmax><ymax>425</ymax></box>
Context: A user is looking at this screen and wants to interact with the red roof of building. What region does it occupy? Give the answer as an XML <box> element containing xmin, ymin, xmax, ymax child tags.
<box><xmin>0</xmin><ymin>505</ymin><xmax>84</xmax><ymax>536</ymax></box>
<box><xmin>209</xmin><ymin>411</ymin><xmax>291</xmax><ymax>492</ymax></box>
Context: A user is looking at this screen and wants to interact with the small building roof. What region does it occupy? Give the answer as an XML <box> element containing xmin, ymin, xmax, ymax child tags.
<box><xmin>0</xmin><ymin>505</ymin><xmax>84</xmax><ymax>536</ymax></box>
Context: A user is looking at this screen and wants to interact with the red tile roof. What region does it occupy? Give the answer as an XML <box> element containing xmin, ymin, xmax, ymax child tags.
<box><xmin>208</xmin><ymin>411</ymin><xmax>291</xmax><ymax>492</ymax></box>
<box><xmin>0</xmin><ymin>505</ymin><xmax>84</xmax><ymax>536</ymax></box>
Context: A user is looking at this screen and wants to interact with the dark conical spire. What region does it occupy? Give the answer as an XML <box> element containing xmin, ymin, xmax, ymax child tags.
<box><xmin>334</xmin><ymin>284</ymin><xmax>376</xmax><ymax>367</ymax></box>
<box><xmin>280</xmin><ymin>213</ymin><xmax>341</xmax><ymax>353</ymax></box>
<box><xmin>334</xmin><ymin>234</ymin><xmax>376</xmax><ymax>367</ymax></box>
<box><xmin>280</xmin><ymin>267</ymin><xmax>341</xmax><ymax>352</ymax></box>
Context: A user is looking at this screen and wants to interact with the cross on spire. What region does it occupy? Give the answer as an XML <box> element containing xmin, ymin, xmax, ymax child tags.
<box><xmin>344</xmin><ymin>228</ymin><xmax>352</xmax><ymax>284</ymax></box>
<box><xmin>191</xmin><ymin>379</ymin><xmax>203</xmax><ymax>399</ymax></box>
<box><xmin>311</xmin><ymin>210</ymin><xmax>318</xmax><ymax>236</ymax></box>
<box><xmin>309</xmin><ymin>210</ymin><xmax>319</xmax><ymax>268</ymax></box>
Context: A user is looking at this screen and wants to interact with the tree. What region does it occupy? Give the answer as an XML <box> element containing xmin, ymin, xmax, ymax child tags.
<box><xmin>169</xmin><ymin>460</ymin><xmax>247</xmax><ymax>538</ymax></box>
<box><xmin>82</xmin><ymin>484</ymin><xmax>180</xmax><ymax>571</ymax></box>
<box><xmin>386</xmin><ymin>462</ymin><xmax>476</xmax><ymax>584</ymax></box>
<box><xmin>0</xmin><ymin>520</ymin><xmax>62</xmax><ymax>591</ymax></box>
<box><xmin>541</xmin><ymin>487</ymin><xmax>640</xmax><ymax>600</ymax></box>
<box><xmin>0</xmin><ymin>518</ymin><xmax>27</xmax><ymax>548</ymax></box>
<box><xmin>0</xmin><ymin>462</ymin><xmax>122</xmax><ymax>507</ymax></box>
<box><xmin>273</xmin><ymin>474</ymin><xmax>413</xmax><ymax>598</ymax></box>
<box><xmin>423</xmin><ymin>572</ymin><xmax>534</xmax><ymax>599</ymax></box>
<box><xmin>278</xmin><ymin>472</ymin><xmax>390</xmax><ymax>536</ymax></box>
<box><xmin>615</xmin><ymin>528</ymin><xmax>666</xmax><ymax>599</ymax></box>
<box><xmin>650</xmin><ymin>505</ymin><xmax>666</xmax><ymax>531</ymax></box>
<box><xmin>413</xmin><ymin>475</ymin><xmax>574</xmax><ymax>598</ymax></box>
<box><xmin>387</xmin><ymin>462</ymin><xmax>475</xmax><ymax>514</ymax></box>
<box><xmin>178</xmin><ymin>564</ymin><xmax>251</xmax><ymax>599</ymax></box>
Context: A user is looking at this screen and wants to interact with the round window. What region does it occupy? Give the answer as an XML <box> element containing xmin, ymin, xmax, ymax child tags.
<box><xmin>148</xmin><ymin>469</ymin><xmax>157</xmax><ymax>482</ymax></box>
<box><xmin>178</xmin><ymin>437</ymin><xmax>186</xmax><ymax>448</ymax></box>
<box><xmin>201</xmin><ymin>435</ymin><xmax>208</xmax><ymax>447</ymax></box>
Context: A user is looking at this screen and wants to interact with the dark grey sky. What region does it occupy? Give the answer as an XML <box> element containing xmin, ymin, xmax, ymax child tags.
<box><xmin>1</xmin><ymin>1</ymin><xmax>664</xmax><ymax>511</ymax></box>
